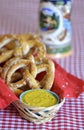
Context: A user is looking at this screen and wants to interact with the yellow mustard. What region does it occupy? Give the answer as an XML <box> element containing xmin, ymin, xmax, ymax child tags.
<box><xmin>22</xmin><ymin>89</ymin><xmax>58</xmax><ymax>107</ymax></box>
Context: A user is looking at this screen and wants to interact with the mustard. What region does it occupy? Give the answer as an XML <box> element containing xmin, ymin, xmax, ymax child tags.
<box><xmin>21</xmin><ymin>89</ymin><xmax>58</xmax><ymax>107</ymax></box>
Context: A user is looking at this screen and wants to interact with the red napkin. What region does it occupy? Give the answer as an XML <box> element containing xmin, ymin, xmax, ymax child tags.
<box><xmin>0</xmin><ymin>78</ymin><xmax>18</xmax><ymax>109</ymax></box>
<box><xmin>51</xmin><ymin>60</ymin><xmax>84</xmax><ymax>98</ymax></box>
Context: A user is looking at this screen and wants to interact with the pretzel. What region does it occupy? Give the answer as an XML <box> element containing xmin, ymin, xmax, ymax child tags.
<box><xmin>1</xmin><ymin>56</ymin><xmax>55</xmax><ymax>96</ymax></box>
<box><xmin>5</xmin><ymin>59</ymin><xmax>37</xmax><ymax>96</ymax></box>
<box><xmin>15</xmin><ymin>33</ymin><xmax>46</xmax><ymax>58</ymax></box>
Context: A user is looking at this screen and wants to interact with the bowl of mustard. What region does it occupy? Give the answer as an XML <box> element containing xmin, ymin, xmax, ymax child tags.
<box><xmin>17</xmin><ymin>89</ymin><xmax>65</xmax><ymax>124</ymax></box>
<box><xmin>20</xmin><ymin>89</ymin><xmax>60</xmax><ymax>107</ymax></box>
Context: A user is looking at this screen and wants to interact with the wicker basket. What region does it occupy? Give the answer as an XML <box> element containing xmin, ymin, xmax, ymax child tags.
<box><xmin>12</xmin><ymin>98</ymin><xmax>65</xmax><ymax>124</ymax></box>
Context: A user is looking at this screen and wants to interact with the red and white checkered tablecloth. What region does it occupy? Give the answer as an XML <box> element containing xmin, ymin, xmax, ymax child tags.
<box><xmin>0</xmin><ymin>0</ymin><xmax>84</xmax><ymax>130</ymax></box>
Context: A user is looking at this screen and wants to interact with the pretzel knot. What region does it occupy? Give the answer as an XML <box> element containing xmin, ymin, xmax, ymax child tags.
<box><xmin>4</xmin><ymin>59</ymin><xmax>37</xmax><ymax>96</ymax></box>
<box><xmin>1</xmin><ymin>56</ymin><xmax>55</xmax><ymax>96</ymax></box>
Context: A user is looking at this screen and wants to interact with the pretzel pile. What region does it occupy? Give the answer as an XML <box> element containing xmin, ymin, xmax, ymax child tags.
<box><xmin>0</xmin><ymin>33</ymin><xmax>55</xmax><ymax>96</ymax></box>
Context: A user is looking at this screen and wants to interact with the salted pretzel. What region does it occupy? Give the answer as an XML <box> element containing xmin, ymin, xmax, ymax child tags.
<box><xmin>15</xmin><ymin>33</ymin><xmax>46</xmax><ymax>58</ymax></box>
<box><xmin>5</xmin><ymin>59</ymin><xmax>37</xmax><ymax>95</ymax></box>
<box><xmin>1</xmin><ymin>56</ymin><xmax>55</xmax><ymax>96</ymax></box>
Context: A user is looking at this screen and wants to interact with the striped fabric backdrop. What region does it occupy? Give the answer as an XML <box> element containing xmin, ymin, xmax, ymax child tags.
<box><xmin>0</xmin><ymin>0</ymin><xmax>84</xmax><ymax>130</ymax></box>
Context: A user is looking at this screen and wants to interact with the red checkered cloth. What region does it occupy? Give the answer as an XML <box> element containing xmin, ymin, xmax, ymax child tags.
<box><xmin>0</xmin><ymin>0</ymin><xmax>84</xmax><ymax>130</ymax></box>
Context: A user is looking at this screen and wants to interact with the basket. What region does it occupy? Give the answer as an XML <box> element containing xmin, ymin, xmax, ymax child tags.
<box><xmin>12</xmin><ymin>98</ymin><xmax>65</xmax><ymax>124</ymax></box>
